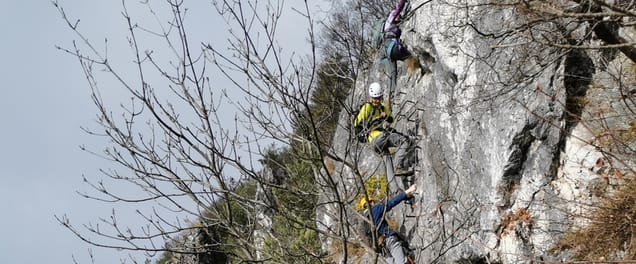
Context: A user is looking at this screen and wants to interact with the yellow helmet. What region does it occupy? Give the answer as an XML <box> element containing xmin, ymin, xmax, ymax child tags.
<box><xmin>358</xmin><ymin>197</ymin><xmax>374</xmax><ymax>209</ymax></box>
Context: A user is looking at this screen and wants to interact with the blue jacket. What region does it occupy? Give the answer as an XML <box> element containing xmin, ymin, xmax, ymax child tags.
<box><xmin>368</xmin><ymin>191</ymin><xmax>408</xmax><ymax>238</ymax></box>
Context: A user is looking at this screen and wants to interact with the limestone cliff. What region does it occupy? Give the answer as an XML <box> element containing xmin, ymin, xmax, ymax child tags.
<box><xmin>319</xmin><ymin>0</ymin><xmax>636</xmax><ymax>263</ymax></box>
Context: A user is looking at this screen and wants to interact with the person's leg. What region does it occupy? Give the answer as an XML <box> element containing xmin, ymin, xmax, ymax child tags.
<box><xmin>387</xmin><ymin>59</ymin><xmax>397</xmax><ymax>102</ymax></box>
<box><xmin>400</xmin><ymin>136</ymin><xmax>417</xmax><ymax>171</ymax></box>
<box><xmin>373</xmin><ymin>133</ymin><xmax>401</xmax><ymax>192</ymax></box>
<box><xmin>391</xmin><ymin>40</ymin><xmax>411</xmax><ymax>62</ymax></box>
<box><xmin>384</xmin><ymin>39</ymin><xmax>398</xmax><ymax>102</ymax></box>
<box><xmin>383</xmin><ymin>236</ymin><xmax>408</xmax><ymax>264</ymax></box>
<box><xmin>371</xmin><ymin>132</ymin><xmax>390</xmax><ymax>155</ymax></box>
<box><xmin>387</xmin><ymin>132</ymin><xmax>413</xmax><ymax>171</ymax></box>
<box><xmin>395</xmin><ymin>45</ymin><xmax>411</xmax><ymax>61</ymax></box>
<box><xmin>383</xmin><ymin>153</ymin><xmax>400</xmax><ymax>193</ymax></box>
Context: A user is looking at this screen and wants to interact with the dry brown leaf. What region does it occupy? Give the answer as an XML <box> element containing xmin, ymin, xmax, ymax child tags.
<box><xmin>596</xmin><ymin>158</ymin><xmax>604</xmax><ymax>168</ymax></box>
<box><xmin>434</xmin><ymin>203</ymin><xmax>442</xmax><ymax>217</ymax></box>
<box><xmin>515</xmin><ymin>208</ymin><xmax>531</xmax><ymax>222</ymax></box>
<box><xmin>614</xmin><ymin>169</ymin><xmax>622</xmax><ymax>179</ymax></box>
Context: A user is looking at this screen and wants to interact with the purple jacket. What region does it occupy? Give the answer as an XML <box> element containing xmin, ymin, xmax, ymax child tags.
<box><xmin>383</xmin><ymin>0</ymin><xmax>407</xmax><ymax>39</ymax></box>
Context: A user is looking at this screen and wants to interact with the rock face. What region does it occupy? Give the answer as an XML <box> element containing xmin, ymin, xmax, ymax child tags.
<box><xmin>319</xmin><ymin>1</ymin><xmax>635</xmax><ymax>263</ymax></box>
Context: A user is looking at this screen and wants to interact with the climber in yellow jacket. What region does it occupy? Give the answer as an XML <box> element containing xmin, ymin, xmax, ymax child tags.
<box><xmin>354</xmin><ymin>82</ymin><xmax>414</xmax><ymax>184</ymax></box>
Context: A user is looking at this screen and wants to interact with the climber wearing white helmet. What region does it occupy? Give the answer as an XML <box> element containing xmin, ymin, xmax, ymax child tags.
<box><xmin>353</xmin><ymin>82</ymin><xmax>414</xmax><ymax>185</ymax></box>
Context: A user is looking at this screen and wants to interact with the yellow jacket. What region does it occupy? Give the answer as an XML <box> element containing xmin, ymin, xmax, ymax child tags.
<box><xmin>354</xmin><ymin>102</ymin><xmax>393</xmax><ymax>142</ymax></box>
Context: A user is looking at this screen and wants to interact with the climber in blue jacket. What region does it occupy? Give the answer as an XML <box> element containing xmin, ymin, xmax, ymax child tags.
<box><xmin>360</xmin><ymin>183</ymin><xmax>417</xmax><ymax>264</ymax></box>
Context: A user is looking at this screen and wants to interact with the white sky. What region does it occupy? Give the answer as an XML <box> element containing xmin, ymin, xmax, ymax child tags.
<box><xmin>0</xmin><ymin>0</ymin><xmax>326</xmax><ymax>263</ymax></box>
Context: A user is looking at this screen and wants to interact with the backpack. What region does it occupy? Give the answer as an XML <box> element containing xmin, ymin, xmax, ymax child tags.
<box><xmin>371</xmin><ymin>18</ymin><xmax>386</xmax><ymax>53</ymax></box>
<box><xmin>352</xmin><ymin>102</ymin><xmax>386</xmax><ymax>143</ymax></box>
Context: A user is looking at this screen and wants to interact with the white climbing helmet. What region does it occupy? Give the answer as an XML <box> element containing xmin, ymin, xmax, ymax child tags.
<box><xmin>368</xmin><ymin>82</ymin><xmax>383</xmax><ymax>98</ymax></box>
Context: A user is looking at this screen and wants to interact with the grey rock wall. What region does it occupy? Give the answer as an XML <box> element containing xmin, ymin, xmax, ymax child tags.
<box><xmin>318</xmin><ymin>0</ymin><xmax>635</xmax><ymax>263</ymax></box>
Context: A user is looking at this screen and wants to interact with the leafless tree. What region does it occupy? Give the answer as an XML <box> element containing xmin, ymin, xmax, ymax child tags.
<box><xmin>54</xmin><ymin>0</ymin><xmax>636</xmax><ymax>262</ymax></box>
<box><xmin>52</xmin><ymin>0</ymin><xmax>371</xmax><ymax>262</ymax></box>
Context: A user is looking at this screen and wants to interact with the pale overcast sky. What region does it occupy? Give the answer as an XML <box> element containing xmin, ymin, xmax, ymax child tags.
<box><xmin>0</xmin><ymin>0</ymin><xmax>323</xmax><ymax>263</ymax></box>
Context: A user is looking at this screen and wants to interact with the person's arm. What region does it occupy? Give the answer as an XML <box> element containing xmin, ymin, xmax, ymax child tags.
<box><xmin>384</xmin><ymin>0</ymin><xmax>407</xmax><ymax>30</ymax></box>
<box><xmin>354</xmin><ymin>103</ymin><xmax>371</xmax><ymax>127</ymax></box>
<box><xmin>385</xmin><ymin>184</ymin><xmax>417</xmax><ymax>211</ymax></box>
